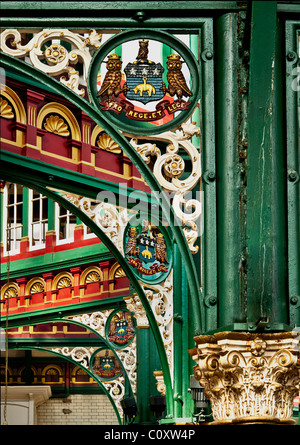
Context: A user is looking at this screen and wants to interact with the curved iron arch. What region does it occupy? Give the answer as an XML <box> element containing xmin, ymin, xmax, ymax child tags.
<box><xmin>0</xmin><ymin>51</ymin><xmax>203</xmax><ymax>333</ymax></box>
<box><xmin>9</xmin><ymin>344</ymin><xmax>123</xmax><ymax>425</ymax></box>
<box><xmin>0</xmin><ymin>176</ymin><xmax>174</xmax><ymax>418</ymax></box>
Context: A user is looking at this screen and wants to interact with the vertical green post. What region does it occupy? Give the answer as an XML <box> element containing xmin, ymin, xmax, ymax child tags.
<box><xmin>47</xmin><ymin>199</ymin><xmax>55</xmax><ymax>231</ymax></box>
<box><xmin>247</xmin><ymin>1</ymin><xmax>288</xmax><ymax>325</ymax></box>
<box><xmin>286</xmin><ymin>21</ymin><xmax>300</xmax><ymax>328</ymax></box>
<box><xmin>215</xmin><ymin>13</ymin><xmax>243</xmax><ymax>327</ymax></box>
<box><xmin>173</xmin><ymin>244</ymin><xmax>183</xmax><ymax>418</ymax></box>
<box><xmin>200</xmin><ymin>19</ymin><xmax>218</xmax><ymax>332</ymax></box>
<box><xmin>22</xmin><ymin>187</ymin><xmax>29</xmax><ymax>237</ymax></box>
<box><xmin>136</xmin><ymin>327</ymin><xmax>161</xmax><ymax>424</ymax></box>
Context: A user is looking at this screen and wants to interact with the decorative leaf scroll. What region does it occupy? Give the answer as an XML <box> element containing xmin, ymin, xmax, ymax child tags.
<box><xmin>0</xmin><ymin>29</ymin><xmax>102</xmax><ymax>96</ymax></box>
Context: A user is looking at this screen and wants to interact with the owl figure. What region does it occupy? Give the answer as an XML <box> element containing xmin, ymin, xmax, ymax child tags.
<box><xmin>163</xmin><ymin>53</ymin><xmax>192</xmax><ymax>101</ymax></box>
<box><xmin>97</xmin><ymin>53</ymin><xmax>128</xmax><ymax>101</ymax></box>
<box><xmin>125</xmin><ymin>227</ymin><xmax>138</xmax><ymax>257</ymax></box>
<box><xmin>155</xmin><ymin>233</ymin><xmax>168</xmax><ymax>264</ymax></box>
<box><xmin>136</xmin><ymin>40</ymin><xmax>149</xmax><ymax>62</ymax></box>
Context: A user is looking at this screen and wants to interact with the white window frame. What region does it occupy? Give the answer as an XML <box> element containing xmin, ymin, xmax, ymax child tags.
<box><xmin>83</xmin><ymin>223</ymin><xmax>97</xmax><ymax>240</ymax></box>
<box><xmin>28</xmin><ymin>190</ymin><xmax>48</xmax><ymax>250</ymax></box>
<box><xmin>55</xmin><ymin>202</ymin><xmax>76</xmax><ymax>245</ymax></box>
<box><xmin>2</xmin><ymin>183</ymin><xmax>23</xmax><ymax>256</ymax></box>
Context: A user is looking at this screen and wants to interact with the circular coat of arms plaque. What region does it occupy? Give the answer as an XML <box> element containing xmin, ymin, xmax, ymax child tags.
<box><xmin>123</xmin><ymin>217</ymin><xmax>171</xmax><ymax>284</ymax></box>
<box><xmin>89</xmin><ymin>30</ymin><xmax>200</xmax><ymax>135</ymax></box>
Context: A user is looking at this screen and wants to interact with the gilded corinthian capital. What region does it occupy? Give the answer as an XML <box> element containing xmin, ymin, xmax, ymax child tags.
<box><xmin>189</xmin><ymin>331</ymin><xmax>300</xmax><ymax>425</ymax></box>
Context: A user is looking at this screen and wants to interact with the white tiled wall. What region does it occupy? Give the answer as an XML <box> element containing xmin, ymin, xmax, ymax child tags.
<box><xmin>37</xmin><ymin>394</ymin><xmax>119</xmax><ymax>425</ymax></box>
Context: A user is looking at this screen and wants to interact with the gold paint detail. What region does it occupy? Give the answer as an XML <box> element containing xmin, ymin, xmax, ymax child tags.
<box><xmin>97</xmin><ymin>132</ymin><xmax>121</xmax><ymax>153</ymax></box>
<box><xmin>85</xmin><ymin>271</ymin><xmax>101</xmax><ymax>284</ymax></box>
<box><xmin>4</xmin><ymin>286</ymin><xmax>18</xmax><ymax>299</ymax></box>
<box><xmin>115</xmin><ymin>267</ymin><xmax>126</xmax><ymax>279</ymax></box>
<box><xmin>1</xmin><ymin>282</ymin><xmax>19</xmax><ymax>299</ymax></box>
<box><xmin>30</xmin><ymin>282</ymin><xmax>45</xmax><ymax>294</ymax></box>
<box><xmin>80</xmin><ymin>266</ymin><xmax>103</xmax><ymax>285</ymax></box>
<box><xmin>37</xmin><ymin>102</ymin><xmax>81</xmax><ymax>141</ymax></box>
<box><xmin>0</xmin><ymin>97</ymin><xmax>14</xmax><ymax>119</ymax></box>
<box><xmin>44</xmin><ymin>114</ymin><xmax>70</xmax><ymax>137</ymax></box>
<box><xmin>57</xmin><ymin>277</ymin><xmax>72</xmax><ymax>289</ymax></box>
<box><xmin>133</xmin><ymin>77</ymin><xmax>156</xmax><ymax>97</ymax></box>
<box><xmin>0</xmin><ymin>84</ymin><xmax>26</xmax><ymax>124</ymax></box>
<box><xmin>153</xmin><ymin>370</ymin><xmax>166</xmax><ymax>396</ymax></box>
<box><xmin>44</xmin><ymin>44</ymin><xmax>67</xmax><ymax>65</ymax></box>
<box><xmin>190</xmin><ymin>331</ymin><xmax>300</xmax><ymax>425</ymax></box>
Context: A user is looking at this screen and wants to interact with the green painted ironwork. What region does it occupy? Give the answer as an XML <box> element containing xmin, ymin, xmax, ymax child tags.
<box><xmin>215</xmin><ymin>12</ymin><xmax>243</xmax><ymax>328</ymax></box>
<box><xmin>0</xmin><ymin>178</ymin><xmax>175</xmax><ymax>418</ymax></box>
<box><xmin>285</xmin><ymin>20</ymin><xmax>300</xmax><ymax>328</ymax></box>
<box><xmin>0</xmin><ymin>53</ymin><xmax>203</xmax><ymax>334</ymax></box>
<box><xmin>247</xmin><ymin>1</ymin><xmax>288</xmax><ymax>327</ymax></box>
<box><xmin>6</xmin><ymin>314</ymin><xmax>137</xmax><ymax>423</ymax></box>
<box><xmin>88</xmin><ymin>29</ymin><xmax>201</xmax><ymax>135</ymax></box>
<box><xmin>8</xmin><ymin>344</ymin><xmax>123</xmax><ymax>424</ymax></box>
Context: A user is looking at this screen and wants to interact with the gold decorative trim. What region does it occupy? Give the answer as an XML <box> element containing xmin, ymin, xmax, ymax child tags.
<box><xmin>37</xmin><ymin>102</ymin><xmax>81</xmax><ymax>141</ymax></box>
<box><xmin>80</xmin><ymin>266</ymin><xmax>103</xmax><ymax>285</ymax></box>
<box><xmin>1</xmin><ymin>282</ymin><xmax>19</xmax><ymax>299</ymax></box>
<box><xmin>115</xmin><ymin>267</ymin><xmax>126</xmax><ymax>279</ymax></box>
<box><xmin>41</xmin><ymin>364</ymin><xmax>64</xmax><ymax>384</ymax></box>
<box><xmin>85</xmin><ymin>271</ymin><xmax>101</xmax><ymax>283</ymax></box>
<box><xmin>97</xmin><ymin>132</ymin><xmax>121</xmax><ymax>153</ymax></box>
<box><xmin>30</xmin><ymin>282</ymin><xmax>45</xmax><ymax>294</ymax></box>
<box><xmin>57</xmin><ymin>277</ymin><xmax>72</xmax><ymax>289</ymax></box>
<box><xmin>52</xmin><ymin>271</ymin><xmax>74</xmax><ymax>290</ymax></box>
<box><xmin>25</xmin><ymin>277</ymin><xmax>46</xmax><ymax>295</ymax></box>
<box><xmin>190</xmin><ymin>331</ymin><xmax>300</xmax><ymax>425</ymax></box>
<box><xmin>44</xmin><ymin>114</ymin><xmax>70</xmax><ymax>137</ymax></box>
<box><xmin>0</xmin><ymin>84</ymin><xmax>26</xmax><ymax>124</ymax></box>
<box><xmin>109</xmin><ymin>262</ymin><xmax>122</xmax><ymax>280</ymax></box>
<box><xmin>0</xmin><ymin>96</ymin><xmax>14</xmax><ymax>119</ymax></box>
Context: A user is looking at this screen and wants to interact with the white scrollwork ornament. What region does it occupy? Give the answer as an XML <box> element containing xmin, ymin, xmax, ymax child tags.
<box><xmin>127</xmin><ymin>125</ymin><xmax>201</xmax><ymax>254</ymax></box>
<box><xmin>0</xmin><ymin>28</ymin><xmax>102</xmax><ymax>96</ymax></box>
<box><xmin>52</xmin><ymin>346</ymin><xmax>93</xmax><ymax>368</ymax></box>
<box><xmin>103</xmin><ymin>377</ymin><xmax>126</xmax><ymax>419</ymax></box>
<box><xmin>62</xmin><ymin>194</ymin><xmax>129</xmax><ymax>253</ymax></box>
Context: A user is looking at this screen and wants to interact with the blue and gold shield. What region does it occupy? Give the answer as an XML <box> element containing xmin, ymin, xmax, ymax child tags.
<box><xmin>116</xmin><ymin>319</ymin><xmax>128</xmax><ymax>337</ymax></box>
<box><xmin>101</xmin><ymin>356</ymin><xmax>114</xmax><ymax>371</ymax></box>
<box><xmin>124</xmin><ymin>62</ymin><xmax>164</xmax><ymax>105</ymax></box>
<box><xmin>137</xmin><ymin>234</ymin><xmax>156</xmax><ymax>264</ymax></box>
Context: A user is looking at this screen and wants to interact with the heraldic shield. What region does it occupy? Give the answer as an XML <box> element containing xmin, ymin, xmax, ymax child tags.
<box><xmin>124</xmin><ymin>61</ymin><xmax>164</xmax><ymax>104</ymax></box>
<box><xmin>124</xmin><ymin>39</ymin><xmax>164</xmax><ymax>104</ymax></box>
<box><xmin>124</xmin><ymin>220</ymin><xmax>170</xmax><ymax>282</ymax></box>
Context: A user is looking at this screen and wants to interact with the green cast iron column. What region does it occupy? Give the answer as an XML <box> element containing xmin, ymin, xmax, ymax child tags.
<box><xmin>215</xmin><ymin>12</ymin><xmax>244</xmax><ymax>327</ymax></box>
<box><xmin>247</xmin><ymin>1</ymin><xmax>288</xmax><ymax>327</ymax></box>
<box><xmin>136</xmin><ymin>326</ymin><xmax>161</xmax><ymax>424</ymax></box>
<box><xmin>286</xmin><ymin>21</ymin><xmax>300</xmax><ymax>328</ymax></box>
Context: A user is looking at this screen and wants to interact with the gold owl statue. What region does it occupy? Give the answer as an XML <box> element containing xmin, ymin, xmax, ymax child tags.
<box><xmin>136</xmin><ymin>40</ymin><xmax>149</xmax><ymax>62</ymax></box>
<box><xmin>97</xmin><ymin>53</ymin><xmax>128</xmax><ymax>101</ymax></box>
<box><xmin>125</xmin><ymin>227</ymin><xmax>138</xmax><ymax>257</ymax></box>
<box><xmin>155</xmin><ymin>233</ymin><xmax>168</xmax><ymax>264</ymax></box>
<box><xmin>163</xmin><ymin>53</ymin><xmax>192</xmax><ymax>101</ymax></box>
